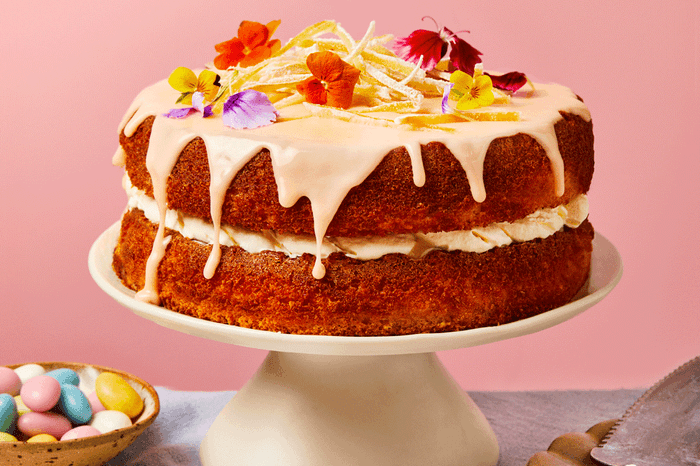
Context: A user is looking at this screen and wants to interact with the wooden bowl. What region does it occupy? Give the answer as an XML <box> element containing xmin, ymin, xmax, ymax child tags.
<box><xmin>0</xmin><ymin>362</ymin><xmax>160</xmax><ymax>466</ymax></box>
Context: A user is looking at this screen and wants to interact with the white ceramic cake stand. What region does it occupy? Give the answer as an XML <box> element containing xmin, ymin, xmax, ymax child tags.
<box><xmin>89</xmin><ymin>223</ymin><xmax>622</xmax><ymax>466</ymax></box>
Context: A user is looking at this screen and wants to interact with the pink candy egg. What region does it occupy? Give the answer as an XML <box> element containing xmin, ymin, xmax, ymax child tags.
<box><xmin>20</xmin><ymin>375</ymin><xmax>61</xmax><ymax>412</ymax></box>
<box><xmin>61</xmin><ymin>425</ymin><xmax>102</xmax><ymax>441</ymax></box>
<box><xmin>17</xmin><ymin>411</ymin><xmax>72</xmax><ymax>438</ymax></box>
<box><xmin>87</xmin><ymin>390</ymin><xmax>106</xmax><ymax>414</ymax></box>
<box><xmin>0</xmin><ymin>367</ymin><xmax>22</xmax><ymax>396</ymax></box>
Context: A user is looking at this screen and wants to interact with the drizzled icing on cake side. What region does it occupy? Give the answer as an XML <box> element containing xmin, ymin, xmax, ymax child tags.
<box><xmin>114</xmin><ymin>20</ymin><xmax>591</xmax><ymax>304</ymax></box>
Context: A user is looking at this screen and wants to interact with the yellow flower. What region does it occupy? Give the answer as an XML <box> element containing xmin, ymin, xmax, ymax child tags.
<box><xmin>449</xmin><ymin>69</ymin><xmax>494</xmax><ymax>110</ymax></box>
<box><xmin>168</xmin><ymin>67</ymin><xmax>221</xmax><ymax>105</ymax></box>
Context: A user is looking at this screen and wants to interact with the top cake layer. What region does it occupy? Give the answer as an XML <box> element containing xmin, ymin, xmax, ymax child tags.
<box><xmin>114</xmin><ymin>20</ymin><xmax>594</xmax><ymax>286</ymax></box>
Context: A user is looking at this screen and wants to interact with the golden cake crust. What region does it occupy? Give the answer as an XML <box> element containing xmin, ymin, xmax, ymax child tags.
<box><xmin>113</xmin><ymin>209</ymin><xmax>594</xmax><ymax>336</ymax></box>
<box><xmin>120</xmin><ymin>112</ymin><xmax>593</xmax><ymax>237</ymax></box>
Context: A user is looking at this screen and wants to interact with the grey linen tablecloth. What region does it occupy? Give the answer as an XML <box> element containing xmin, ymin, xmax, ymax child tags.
<box><xmin>108</xmin><ymin>387</ymin><xmax>644</xmax><ymax>465</ymax></box>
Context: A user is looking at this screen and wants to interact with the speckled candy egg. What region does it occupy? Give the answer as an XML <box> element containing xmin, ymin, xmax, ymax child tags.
<box><xmin>89</xmin><ymin>410</ymin><xmax>132</xmax><ymax>434</ymax></box>
<box><xmin>27</xmin><ymin>433</ymin><xmax>58</xmax><ymax>443</ymax></box>
<box><xmin>17</xmin><ymin>411</ymin><xmax>72</xmax><ymax>439</ymax></box>
<box><xmin>0</xmin><ymin>367</ymin><xmax>22</xmax><ymax>396</ymax></box>
<box><xmin>86</xmin><ymin>390</ymin><xmax>106</xmax><ymax>414</ymax></box>
<box><xmin>20</xmin><ymin>375</ymin><xmax>61</xmax><ymax>412</ymax></box>
<box><xmin>0</xmin><ymin>394</ymin><xmax>17</xmax><ymax>434</ymax></box>
<box><xmin>61</xmin><ymin>425</ymin><xmax>102</xmax><ymax>441</ymax></box>
<box><xmin>14</xmin><ymin>395</ymin><xmax>30</xmax><ymax>416</ymax></box>
<box><xmin>12</xmin><ymin>363</ymin><xmax>45</xmax><ymax>384</ymax></box>
<box><xmin>58</xmin><ymin>384</ymin><xmax>92</xmax><ymax>424</ymax></box>
<box><xmin>95</xmin><ymin>372</ymin><xmax>143</xmax><ymax>419</ymax></box>
<box><xmin>0</xmin><ymin>432</ymin><xmax>18</xmax><ymax>442</ymax></box>
<box><xmin>45</xmin><ymin>368</ymin><xmax>80</xmax><ymax>386</ymax></box>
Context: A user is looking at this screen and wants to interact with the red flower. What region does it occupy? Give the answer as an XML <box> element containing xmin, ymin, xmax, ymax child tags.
<box><xmin>393</xmin><ymin>17</ymin><xmax>482</xmax><ymax>75</ymax></box>
<box><xmin>485</xmin><ymin>71</ymin><xmax>528</xmax><ymax>92</ymax></box>
<box><xmin>214</xmin><ymin>20</ymin><xmax>281</xmax><ymax>69</ymax></box>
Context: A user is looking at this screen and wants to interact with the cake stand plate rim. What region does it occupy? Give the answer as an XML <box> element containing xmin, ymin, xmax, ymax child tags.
<box><xmin>89</xmin><ymin>222</ymin><xmax>622</xmax><ymax>356</ymax></box>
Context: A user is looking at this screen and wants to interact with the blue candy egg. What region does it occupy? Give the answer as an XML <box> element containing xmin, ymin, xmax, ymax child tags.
<box><xmin>58</xmin><ymin>384</ymin><xmax>92</xmax><ymax>425</ymax></box>
<box><xmin>45</xmin><ymin>368</ymin><xmax>80</xmax><ymax>386</ymax></box>
<box><xmin>0</xmin><ymin>393</ymin><xmax>17</xmax><ymax>434</ymax></box>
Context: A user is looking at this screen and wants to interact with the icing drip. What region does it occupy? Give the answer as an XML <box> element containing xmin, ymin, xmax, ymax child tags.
<box><xmin>112</xmin><ymin>146</ymin><xmax>126</xmax><ymax>167</ymax></box>
<box><xmin>267</xmin><ymin>123</ymin><xmax>419</xmax><ymax>279</ymax></box>
<box><xmin>523</xmin><ymin>122</ymin><xmax>566</xmax><ymax>197</ymax></box>
<box><xmin>443</xmin><ymin>138</ymin><xmax>492</xmax><ymax>203</ymax></box>
<box><xmin>405</xmin><ymin>141</ymin><xmax>426</xmax><ymax>187</ymax></box>
<box><xmin>203</xmin><ymin>137</ymin><xmax>267</xmax><ymax>279</ymax></box>
<box><xmin>118</xmin><ymin>78</ymin><xmax>591</xmax><ymax>301</ymax></box>
<box><xmin>136</xmin><ymin>117</ymin><xmax>196</xmax><ymax>304</ymax></box>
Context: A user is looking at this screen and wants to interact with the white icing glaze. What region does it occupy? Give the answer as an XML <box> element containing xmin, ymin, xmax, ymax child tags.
<box><xmin>118</xmin><ymin>76</ymin><xmax>590</xmax><ymax>301</ymax></box>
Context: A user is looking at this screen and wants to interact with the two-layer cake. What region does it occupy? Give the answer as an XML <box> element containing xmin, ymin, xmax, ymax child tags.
<box><xmin>111</xmin><ymin>20</ymin><xmax>594</xmax><ymax>336</ymax></box>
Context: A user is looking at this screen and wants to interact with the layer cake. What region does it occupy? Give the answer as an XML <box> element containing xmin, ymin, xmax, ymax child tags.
<box><xmin>111</xmin><ymin>20</ymin><xmax>595</xmax><ymax>336</ymax></box>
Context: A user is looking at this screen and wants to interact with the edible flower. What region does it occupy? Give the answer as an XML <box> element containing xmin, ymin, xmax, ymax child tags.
<box><xmin>163</xmin><ymin>91</ymin><xmax>214</xmax><ymax>119</ymax></box>
<box><xmin>167</xmin><ymin>67</ymin><xmax>220</xmax><ymax>105</ymax></box>
<box><xmin>444</xmin><ymin>68</ymin><xmax>494</xmax><ymax>111</ymax></box>
<box><xmin>214</xmin><ymin>20</ymin><xmax>282</xmax><ymax>69</ymax></box>
<box><xmin>222</xmin><ymin>90</ymin><xmax>278</xmax><ymax>129</ymax></box>
<box><xmin>296</xmin><ymin>51</ymin><xmax>361</xmax><ymax>109</ymax></box>
<box><xmin>392</xmin><ymin>17</ymin><xmax>482</xmax><ymax>75</ymax></box>
<box><xmin>485</xmin><ymin>71</ymin><xmax>528</xmax><ymax>92</ymax></box>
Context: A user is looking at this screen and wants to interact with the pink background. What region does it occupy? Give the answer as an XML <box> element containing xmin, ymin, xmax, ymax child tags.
<box><xmin>2</xmin><ymin>1</ymin><xmax>698</xmax><ymax>392</ymax></box>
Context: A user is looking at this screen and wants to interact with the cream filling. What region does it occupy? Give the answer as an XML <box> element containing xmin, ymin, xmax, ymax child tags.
<box><xmin>123</xmin><ymin>175</ymin><xmax>588</xmax><ymax>261</ymax></box>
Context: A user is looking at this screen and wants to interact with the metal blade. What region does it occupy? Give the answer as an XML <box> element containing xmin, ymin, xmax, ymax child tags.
<box><xmin>591</xmin><ymin>355</ymin><xmax>700</xmax><ymax>466</ymax></box>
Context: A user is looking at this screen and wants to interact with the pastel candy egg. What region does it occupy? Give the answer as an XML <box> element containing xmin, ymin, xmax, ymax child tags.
<box><xmin>20</xmin><ymin>375</ymin><xmax>61</xmax><ymax>412</ymax></box>
<box><xmin>0</xmin><ymin>394</ymin><xmax>17</xmax><ymax>433</ymax></box>
<box><xmin>89</xmin><ymin>410</ymin><xmax>132</xmax><ymax>434</ymax></box>
<box><xmin>86</xmin><ymin>391</ymin><xmax>106</xmax><ymax>414</ymax></box>
<box><xmin>95</xmin><ymin>372</ymin><xmax>143</xmax><ymax>419</ymax></box>
<box><xmin>45</xmin><ymin>368</ymin><xmax>80</xmax><ymax>386</ymax></box>
<box><xmin>27</xmin><ymin>433</ymin><xmax>58</xmax><ymax>443</ymax></box>
<box><xmin>17</xmin><ymin>411</ymin><xmax>72</xmax><ymax>438</ymax></box>
<box><xmin>14</xmin><ymin>395</ymin><xmax>30</xmax><ymax>415</ymax></box>
<box><xmin>58</xmin><ymin>384</ymin><xmax>92</xmax><ymax>424</ymax></box>
<box><xmin>0</xmin><ymin>432</ymin><xmax>18</xmax><ymax>442</ymax></box>
<box><xmin>0</xmin><ymin>367</ymin><xmax>22</xmax><ymax>396</ymax></box>
<box><xmin>61</xmin><ymin>425</ymin><xmax>101</xmax><ymax>441</ymax></box>
<box><xmin>13</xmin><ymin>364</ymin><xmax>45</xmax><ymax>384</ymax></box>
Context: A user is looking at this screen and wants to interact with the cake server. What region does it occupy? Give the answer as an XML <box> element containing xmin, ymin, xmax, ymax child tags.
<box><xmin>590</xmin><ymin>355</ymin><xmax>700</xmax><ymax>466</ymax></box>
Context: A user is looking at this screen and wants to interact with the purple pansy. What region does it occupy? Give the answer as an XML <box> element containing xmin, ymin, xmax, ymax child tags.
<box><xmin>441</xmin><ymin>83</ymin><xmax>455</xmax><ymax>114</ymax></box>
<box><xmin>163</xmin><ymin>91</ymin><xmax>214</xmax><ymax>119</ymax></box>
<box><xmin>222</xmin><ymin>90</ymin><xmax>278</xmax><ymax>129</ymax></box>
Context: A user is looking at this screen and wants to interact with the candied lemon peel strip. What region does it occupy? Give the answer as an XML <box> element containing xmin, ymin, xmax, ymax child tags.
<box><xmin>208</xmin><ymin>20</ymin><xmax>523</xmax><ymax>128</ymax></box>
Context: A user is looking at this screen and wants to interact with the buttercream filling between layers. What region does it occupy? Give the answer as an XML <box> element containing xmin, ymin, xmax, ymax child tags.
<box><xmin>123</xmin><ymin>174</ymin><xmax>589</xmax><ymax>261</ymax></box>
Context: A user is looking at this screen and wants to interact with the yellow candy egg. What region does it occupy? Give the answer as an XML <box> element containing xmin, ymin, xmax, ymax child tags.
<box><xmin>0</xmin><ymin>432</ymin><xmax>18</xmax><ymax>442</ymax></box>
<box><xmin>94</xmin><ymin>372</ymin><xmax>143</xmax><ymax>419</ymax></box>
<box><xmin>27</xmin><ymin>433</ymin><xmax>58</xmax><ymax>443</ymax></box>
<box><xmin>14</xmin><ymin>395</ymin><xmax>31</xmax><ymax>415</ymax></box>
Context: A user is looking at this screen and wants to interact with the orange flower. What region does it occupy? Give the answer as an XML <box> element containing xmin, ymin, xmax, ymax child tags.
<box><xmin>296</xmin><ymin>51</ymin><xmax>361</xmax><ymax>109</ymax></box>
<box><xmin>214</xmin><ymin>20</ymin><xmax>281</xmax><ymax>69</ymax></box>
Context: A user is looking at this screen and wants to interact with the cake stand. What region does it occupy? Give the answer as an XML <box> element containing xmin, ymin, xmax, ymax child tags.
<box><xmin>89</xmin><ymin>223</ymin><xmax>622</xmax><ymax>466</ymax></box>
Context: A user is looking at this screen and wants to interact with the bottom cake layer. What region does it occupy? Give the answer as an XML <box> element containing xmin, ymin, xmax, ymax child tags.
<box><xmin>113</xmin><ymin>209</ymin><xmax>594</xmax><ymax>336</ymax></box>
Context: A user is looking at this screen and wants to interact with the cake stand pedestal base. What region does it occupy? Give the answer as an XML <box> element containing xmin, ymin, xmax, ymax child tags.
<box><xmin>91</xmin><ymin>225</ymin><xmax>623</xmax><ymax>466</ymax></box>
<box><xmin>200</xmin><ymin>351</ymin><xmax>499</xmax><ymax>466</ymax></box>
